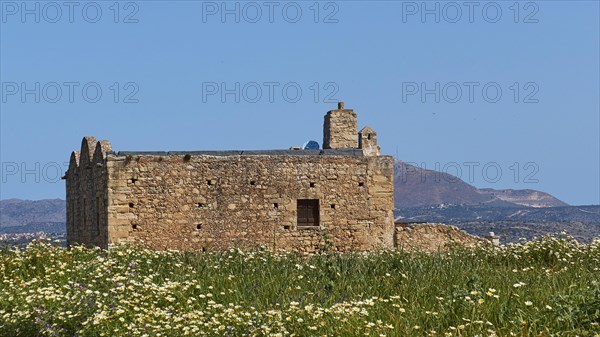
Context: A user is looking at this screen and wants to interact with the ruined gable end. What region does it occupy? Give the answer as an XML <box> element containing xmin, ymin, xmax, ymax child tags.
<box><xmin>68</xmin><ymin>151</ymin><xmax>80</xmax><ymax>174</ymax></box>
<box><xmin>79</xmin><ymin>136</ymin><xmax>98</xmax><ymax>168</ymax></box>
<box><xmin>93</xmin><ymin>140</ymin><xmax>113</xmax><ymax>163</ymax></box>
<box><xmin>98</xmin><ymin>140</ymin><xmax>112</xmax><ymax>157</ymax></box>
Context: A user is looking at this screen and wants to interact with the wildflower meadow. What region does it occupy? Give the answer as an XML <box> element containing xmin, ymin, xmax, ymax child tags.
<box><xmin>1</xmin><ymin>236</ymin><xmax>599</xmax><ymax>337</ymax></box>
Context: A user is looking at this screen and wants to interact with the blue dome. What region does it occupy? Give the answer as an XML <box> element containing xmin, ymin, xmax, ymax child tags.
<box><xmin>302</xmin><ymin>140</ymin><xmax>320</xmax><ymax>150</ymax></box>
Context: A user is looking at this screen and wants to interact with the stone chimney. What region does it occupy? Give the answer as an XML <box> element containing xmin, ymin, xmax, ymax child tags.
<box><xmin>323</xmin><ymin>101</ymin><xmax>358</xmax><ymax>149</ymax></box>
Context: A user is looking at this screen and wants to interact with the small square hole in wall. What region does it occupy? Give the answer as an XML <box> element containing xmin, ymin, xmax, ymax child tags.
<box><xmin>274</xmin><ymin>203</ymin><xmax>279</xmax><ymax>209</ymax></box>
<box><xmin>130</xmin><ymin>178</ymin><xmax>138</xmax><ymax>184</ymax></box>
<box><xmin>197</xmin><ymin>203</ymin><xmax>205</xmax><ymax>208</ymax></box>
<box><xmin>129</xmin><ymin>202</ymin><xmax>134</xmax><ymax>208</ymax></box>
<box><xmin>131</xmin><ymin>224</ymin><xmax>138</xmax><ymax>230</ymax></box>
<box><xmin>250</xmin><ymin>181</ymin><xmax>256</xmax><ymax>186</ymax></box>
<box><xmin>309</xmin><ymin>182</ymin><xmax>316</xmax><ymax>188</ymax></box>
<box><xmin>330</xmin><ymin>204</ymin><xmax>336</xmax><ymax>209</ymax></box>
<box><xmin>283</xmin><ymin>225</ymin><xmax>290</xmax><ymax>230</ymax></box>
<box><xmin>195</xmin><ymin>224</ymin><xmax>202</xmax><ymax>230</ymax></box>
<box><xmin>207</xmin><ymin>180</ymin><xmax>212</xmax><ymax>186</ymax></box>
<box><xmin>358</xmin><ymin>182</ymin><xmax>364</xmax><ymax>187</ymax></box>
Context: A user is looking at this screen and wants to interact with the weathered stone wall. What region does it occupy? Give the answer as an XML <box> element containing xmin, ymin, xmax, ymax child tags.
<box><xmin>104</xmin><ymin>153</ymin><xmax>394</xmax><ymax>252</ymax></box>
<box><xmin>394</xmin><ymin>223</ymin><xmax>487</xmax><ymax>252</ymax></box>
<box><xmin>66</xmin><ymin>137</ymin><xmax>110</xmax><ymax>248</ymax></box>
<box><xmin>323</xmin><ymin>103</ymin><xmax>358</xmax><ymax>149</ymax></box>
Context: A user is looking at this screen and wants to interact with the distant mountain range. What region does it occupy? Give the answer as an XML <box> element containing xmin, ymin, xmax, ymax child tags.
<box><xmin>0</xmin><ymin>199</ymin><xmax>65</xmax><ymax>228</ymax></box>
<box><xmin>394</xmin><ymin>161</ymin><xmax>568</xmax><ymax>208</ymax></box>
<box><xmin>1</xmin><ymin>162</ymin><xmax>597</xmax><ymax>242</ymax></box>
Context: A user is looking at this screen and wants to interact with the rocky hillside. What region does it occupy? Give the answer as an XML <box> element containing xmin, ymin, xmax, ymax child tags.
<box><xmin>0</xmin><ymin>222</ymin><xmax>66</xmax><ymax>234</ymax></box>
<box><xmin>394</xmin><ymin>161</ymin><xmax>568</xmax><ymax>208</ymax></box>
<box><xmin>0</xmin><ymin>199</ymin><xmax>65</xmax><ymax>228</ymax></box>
<box><xmin>477</xmin><ymin>188</ymin><xmax>568</xmax><ymax>208</ymax></box>
<box><xmin>452</xmin><ymin>220</ymin><xmax>600</xmax><ymax>244</ymax></box>
<box><xmin>395</xmin><ymin>204</ymin><xmax>600</xmax><ymax>223</ymax></box>
<box><xmin>395</xmin><ymin>205</ymin><xmax>600</xmax><ymax>243</ymax></box>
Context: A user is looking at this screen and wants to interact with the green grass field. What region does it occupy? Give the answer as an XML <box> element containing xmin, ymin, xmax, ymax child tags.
<box><xmin>1</xmin><ymin>236</ymin><xmax>599</xmax><ymax>337</ymax></box>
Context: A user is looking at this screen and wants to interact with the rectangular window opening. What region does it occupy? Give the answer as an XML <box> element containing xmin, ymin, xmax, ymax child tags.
<box><xmin>297</xmin><ymin>199</ymin><xmax>319</xmax><ymax>227</ymax></box>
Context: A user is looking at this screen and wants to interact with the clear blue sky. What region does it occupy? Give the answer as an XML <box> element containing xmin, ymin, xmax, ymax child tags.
<box><xmin>1</xmin><ymin>1</ymin><xmax>598</xmax><ymax>205</ymax></box>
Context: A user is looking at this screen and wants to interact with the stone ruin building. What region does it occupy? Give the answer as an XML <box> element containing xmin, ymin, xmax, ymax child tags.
<box><xmin>65</xmin><ymin>103</ymin><xmax>395</xmax><ymax>252</ymax></box>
